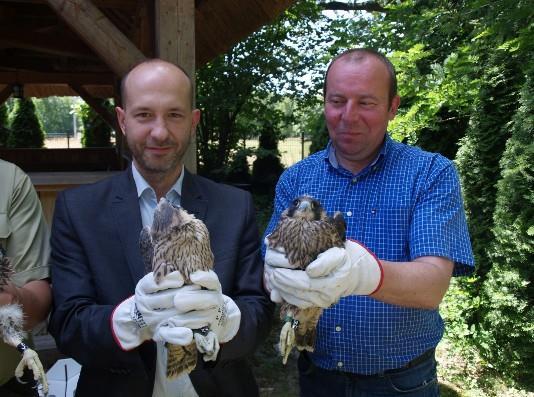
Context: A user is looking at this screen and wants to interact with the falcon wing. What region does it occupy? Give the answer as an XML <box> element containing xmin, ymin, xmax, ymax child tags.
<box><xmin>139</xmin><ymin>226</ymin><xmax>154</xmax><ymax>274</ymax></box>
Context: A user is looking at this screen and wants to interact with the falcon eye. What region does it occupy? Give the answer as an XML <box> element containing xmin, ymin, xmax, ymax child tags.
<box><xmin>292</xmin><ymin>199</ymin><xmax>300</xmax><ymax>206</ymax></box>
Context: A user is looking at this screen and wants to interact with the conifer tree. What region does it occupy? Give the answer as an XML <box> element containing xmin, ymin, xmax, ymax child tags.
<box><xmin>80</xmin><ymin>100</ymin><xmax>113</xmax><ymax>148</ymax></box>
<box><xmin>0</xmin><ymin>103</ymin><xmax>9</xmax><ymax>147</ymax></box>
<box><xmin>456</xmin><ymin>49</ymin><xmax>523</xmax><ymax>288</ymax></box>
<box><xmin>7</xmin><ymin>98</ymin><xmax>45</xmax><ymax>148</ymax></box>
<box><xmin>478</xmin><ymin>67</ymin><xmax>534</xmax><ymax>385</ymax></box>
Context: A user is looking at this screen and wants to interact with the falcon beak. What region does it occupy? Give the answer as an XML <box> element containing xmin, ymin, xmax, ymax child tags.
<box><xmin>297</xmin><ymin>201</ymin><xmax>311</xmax><ymax>211</ymax></box>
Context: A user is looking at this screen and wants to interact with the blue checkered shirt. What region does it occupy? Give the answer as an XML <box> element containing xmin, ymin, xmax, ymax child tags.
<box><xmin>263</xmin><ymin>134</ymin><xmax>475</xmax><ymax>375</ymax></box>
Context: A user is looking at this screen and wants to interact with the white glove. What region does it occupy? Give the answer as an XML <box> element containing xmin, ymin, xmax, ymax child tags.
<box><xmin>172</xmin><ymin>270</ymin><xmax>240</xmax><ymax>344</ymax></box>
<box><xmin>265</xmin><ymin>240</ymin><xmax>383</xmax><ymax>309</ymax></box>
<box><xmin>152</xmin><ymin>270</ymin><xmax>241</xmax><ymax>362</ymax></box>
<box><xmin>111</xmin><ymin>271</ymin><xmax>192</xmax><ymax>351</ymax></box>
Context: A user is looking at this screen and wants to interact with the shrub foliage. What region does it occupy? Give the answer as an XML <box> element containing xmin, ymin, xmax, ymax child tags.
<box><xmin>7</xmin><ymin>98</ymin><xmax>45</xmax><ymax>148</ymax></box>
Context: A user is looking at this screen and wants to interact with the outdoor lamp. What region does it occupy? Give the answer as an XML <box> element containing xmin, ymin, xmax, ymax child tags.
<box><xmin>12</xmin><ymin>83</ymin><xmax>24</xmax><ymax>99</ymax></box>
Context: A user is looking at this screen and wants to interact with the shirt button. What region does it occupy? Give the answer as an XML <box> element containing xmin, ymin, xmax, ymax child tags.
<box><xmin>346</xmin><ymin>211</ymin><xmax>352</xmax><ymax>217</ymax></box>
<box><xmin>371</xmin><ymin>209</ymin><xmax>377</xmax><ymax>214</ymax></box>
<box><xmin>337</xmin><ymin>361</ymin><xmax>343</xmax><ymax>368</ymax></box>
<box><xmin>335</xmin><ymin>326</ymin><xmax>342</xmax><ymax>332</ymax></box>
<box><xmin>351</xmin><ymin>177</ymin><xmax>358</xmax><ymax>184</ymax></box>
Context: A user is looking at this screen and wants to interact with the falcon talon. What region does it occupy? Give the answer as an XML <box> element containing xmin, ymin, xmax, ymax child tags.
<box><xmin>1</xmin><ymin>251</ymin><xmax>49</xmax><ymax>395</ymax></box>
<box><xmin>194</xmin><ymin>326</ymin><xmax>210</xmax><ymax>336</ymax></box>
<box><xmin>291</xmin><ymin>319</ymin><xmax>300</xmax><ymax>329</ymax></box>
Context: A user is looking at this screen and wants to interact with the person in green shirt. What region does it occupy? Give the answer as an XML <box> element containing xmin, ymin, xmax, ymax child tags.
<box><xmin>0</xmin><ymin>159</ymin><xmax>51</xmax><ymax>396</ymax></box>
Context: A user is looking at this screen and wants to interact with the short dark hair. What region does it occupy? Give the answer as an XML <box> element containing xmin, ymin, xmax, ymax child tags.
<box><xmin>323</xmin><ymin>48</ymin><xmax>398</xmax><ymax>105</ymax></box>
<box><xmin>119</xmin><ymin>58</ymin><xmax>194</xmax><ymax>108</ymax></box>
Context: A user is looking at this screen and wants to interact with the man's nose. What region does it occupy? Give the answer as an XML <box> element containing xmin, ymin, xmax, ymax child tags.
<box><xmin>151</xmin><ymin>117</ymin><xmax>170</xmax><ymax>140</ymax></box>
<box><xmin>341</xmin><ymin>101</ymin><xmax>360</xmax><ymax>123</ymax></box>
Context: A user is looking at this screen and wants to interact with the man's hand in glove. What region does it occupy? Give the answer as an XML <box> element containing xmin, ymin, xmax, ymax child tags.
<box><xmin>162</xmin><ymin>270</ymin><xmax>240</xmax><ymax>341</ymax></box>
<box><xmin>155</xmin><ymin>270</ymin><xmax>241</xmax><ymax>361</ymax></box>
<box><xmin>264</xmin><ymin>240</ymin><xmax>383</xmax><ymax>309</ymax></box>
<box><xmin>111</xmin><ymin>271</ymin><xmax>193</xmax><ymax>351</ymax></box>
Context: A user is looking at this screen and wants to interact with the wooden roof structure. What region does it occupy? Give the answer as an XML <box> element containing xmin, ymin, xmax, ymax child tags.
<box><xmin>0</xmin><ymin>0</ymin><xmax>294</xmax><ymax>100</ymax></box>
<box><xmin>0</xmin><ymin>0</ymin><xmax>295</xmax><ymax>171</ymax></box>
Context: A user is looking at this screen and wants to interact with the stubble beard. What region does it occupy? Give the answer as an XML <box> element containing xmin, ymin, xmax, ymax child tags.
<box><xmin>128</xmin><ymin>134</ymin><xmax>191</xmax><ymax>177</ymax></box>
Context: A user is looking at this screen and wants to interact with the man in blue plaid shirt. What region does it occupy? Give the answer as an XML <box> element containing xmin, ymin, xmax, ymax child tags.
<box><xmin>263</xmin><ymin>48</ymin><xmax>475</xmax><ymax>396</ymax></box>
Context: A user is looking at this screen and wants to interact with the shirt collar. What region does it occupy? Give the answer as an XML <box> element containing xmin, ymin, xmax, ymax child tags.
<box><xmin>131</xmin><ymin>162</ymin><xmax>185</xmax><ymax>205</ymax></box>
<box><xmin>325</xmin><ymin>134</ymin><xmax>391</xmax><ymax>175</ymax></box>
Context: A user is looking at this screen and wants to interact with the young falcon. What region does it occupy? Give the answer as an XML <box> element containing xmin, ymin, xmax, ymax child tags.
<box><xmin>267</xmin><ymin>195</ymin><xmax>346</xmax><ymax>364</ymax></box>
<box><xmin>0</xmin><ymin>248</ymin><xmax>48</xmax><ymax>396</ymax></box>
<box><xmin>139</xmin><ymin>198</ymin><xmax>216</xmax><ymax>378</ymax></box>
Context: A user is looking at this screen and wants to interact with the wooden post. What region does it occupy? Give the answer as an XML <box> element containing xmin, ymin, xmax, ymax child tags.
<box><xmin>155</xmin><ymin>0</ymin><xmax>197</xmax><ymax>173</ymax></box>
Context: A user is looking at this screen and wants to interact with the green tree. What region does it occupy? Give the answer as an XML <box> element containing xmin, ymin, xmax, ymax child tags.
<box><xmin>477</xmin><ymin>64</ymin><xmax>534</xmax><ymax>386</ymax></box>
<box><xmin>252</xmin><ymin>124</ymin><xmax>285</xmax><ymax>194</ymax></box>
<box><xmin>78</xmin><ymin>100</ymin><xmax>114</xmax><ymax>147</ymax></box>
<box><xmin>0</xmin><ymin>103</ymin><xmax>9</xmax><ymax>147</ymax></box>
<box><xmin>34</xmin><ymin>97</ymin><xmax>79</xmax><ymax>135</ymax></box>
<box><xmin>196</xmin><ymin>1</ymin><xmax>328</xmax><ymax>177</ymax></box>
<box><xmin>304</xmin><ymin>111</ymin><xmax>328</xmax><ymax>155</ymax></box>
<box><xmin>7</xmin><ymin>98</ymin><xmax>45</xmax><ymax>148</ymax></box>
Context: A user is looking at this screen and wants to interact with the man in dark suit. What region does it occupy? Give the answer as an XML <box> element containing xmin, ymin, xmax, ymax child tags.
<box><xmin>48</xmin><ymin>59</ymin><xmax>273</xmax><ymax>397</ymax></box>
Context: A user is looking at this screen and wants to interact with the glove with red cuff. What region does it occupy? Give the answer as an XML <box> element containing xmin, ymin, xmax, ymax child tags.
<box><xmin>264</xmin><ymin>239</ymin><xmax>384</xmax><ymax>309</ymax></box>
<box><xmin>111</xmin><ymin>271</ymin><xmax>193</xmax><ymax>351</ymax></box>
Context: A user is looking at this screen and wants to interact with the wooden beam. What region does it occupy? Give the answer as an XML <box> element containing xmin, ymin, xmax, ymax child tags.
<box><xmin>0</xmin><ymin>31</ymin><xmax>95</xmax><ymax>59</ymax></box>
<box><xmin>70</xmin><ymin>83</ymin><xmax>118</xmax><ymax>133</ymax></box>
<box><xmin>0</xmin><ymin>57</ymin><xmax>107</xmax><ymax>75</ymax></box>
<box><xmin>45</xmin><ymin>0</ymin><xmax>146</xmax><ymax>77</ymax></box>
<box><xmin>155</xmin><ymin>0</ymin><xmax>197</xmax><ymax>173</ymax></box>
<box><xmin>0</xmin><ymin>71</ymin><xmax>114</xmax><ymax>85</ymax></box>
<box><xmin>0</xmin><ymin>0</ymin><xmax>134</xmax><ymax>9</ymax></box>
<box><xmin>0</xmin><ymin>84</ymin><xmax>12</xmax><ymax>104</ymax></box>
<box><xmin>133</xmin><ymin>0</ymin><xmax>155</xmax><ymax>57</ymax></box>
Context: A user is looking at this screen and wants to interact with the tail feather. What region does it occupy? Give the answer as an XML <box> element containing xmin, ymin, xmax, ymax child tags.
<box><xmin>166</xmin><ymin>342</ymin><xmax>197</xmax><ymax>378</ymax></box>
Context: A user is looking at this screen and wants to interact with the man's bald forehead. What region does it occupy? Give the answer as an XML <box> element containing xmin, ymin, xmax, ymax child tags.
<box><xmin>120</xmin><ymin>58</ymin><xmax>194</xmax><ymax>108</ymax></box>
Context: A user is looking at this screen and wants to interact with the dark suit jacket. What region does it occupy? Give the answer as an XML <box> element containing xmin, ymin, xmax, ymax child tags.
<box><xmin>48</xmin><ymin>167</ymin><xmax>274</xmax><ymax>397</ymax></box>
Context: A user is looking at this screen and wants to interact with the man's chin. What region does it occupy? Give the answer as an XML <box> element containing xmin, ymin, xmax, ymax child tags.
<box><xmin>137</xmin><ymin>157</ymin><xmax>180</xmax><ymax>175</ymax></box>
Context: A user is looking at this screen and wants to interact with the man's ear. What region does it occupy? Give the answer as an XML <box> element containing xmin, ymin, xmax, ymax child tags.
<box><xmin>191</xmin><ymin>108</ymin><xmax>201</xmax><ymax>131</ymax></box>
<box><xmin>388</xmin><ymin>95</ymin><xmax>401</xmax><ymax>120</ymax></box>
<box><xmin>115</xmin><ymin>107</ymin><xmax>127</xmax><ymax>135</ymax></box>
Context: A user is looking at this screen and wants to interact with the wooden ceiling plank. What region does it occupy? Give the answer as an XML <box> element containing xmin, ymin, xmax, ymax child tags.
<box><xmin>45</xmin><ymin>0</ymin><xmax>145</xmax><ymax>77</ymax></box>
<box><xmin>0</xmin><ymin>70</ymin><xmax>114</xmax><ymax>85</ymax></box>
<box><xmin>0</xmin><ymin>0</ymin><xmax>133</xmax><ymax>9</ymax></box>
<box><xmin>0</xmin><ymin>32</ymin><xmax>94</xmax><ymax>59</ymax></box>
<box><xmin>133</xmin><ymin>0</ymin><xmax>154</xmax><ymax>57</ymax></box>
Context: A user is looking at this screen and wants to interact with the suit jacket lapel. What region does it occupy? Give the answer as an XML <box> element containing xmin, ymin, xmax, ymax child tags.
<box><xmin>111</xmin><ymin>167</ymin><xmax>145</xmax><ymax>285</ymax></box>
<box><xmin>181</xmin><ymin>169</ymin><xmax>208</xmax><ymax>221</ymax></box>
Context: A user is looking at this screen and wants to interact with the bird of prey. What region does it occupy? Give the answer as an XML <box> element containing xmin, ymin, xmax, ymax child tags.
<box><xmin>139</xmin><ymin>198</ymin><xmax>217</xmax><ymax>378</ymax></box>
<box><xmin>267</xmin><ymin>195</ymin><xmax>346</xmax><ymax>364</ymax></box>
<box><xmin>0</xmin><ymin>248</ymin><xmax>48</xmax><ymax>396</ymax></box>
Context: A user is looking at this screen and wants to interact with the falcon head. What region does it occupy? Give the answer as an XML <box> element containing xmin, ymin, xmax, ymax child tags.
<box><xmin>284</xmin><ymin>195</ymin><xmax>327</xmax><ymax>222</ymax></box>
<box><xmin>152</xmin><ymin>198</ymin><xmax>195</xmax><ymax>238</ymax></box>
